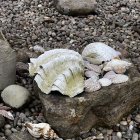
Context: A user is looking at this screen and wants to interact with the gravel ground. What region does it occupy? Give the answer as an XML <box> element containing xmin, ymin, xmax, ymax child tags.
<box><xmin>0</xmin><ymin>0</ymin><xmax>140</xmax><ymax>139</ymax></box>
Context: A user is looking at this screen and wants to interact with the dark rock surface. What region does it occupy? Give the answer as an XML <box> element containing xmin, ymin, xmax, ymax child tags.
<box><xmin>7</xmin><ymin>131</ymin><xmax>35</xmax><ymax>140</ymax></box>
<box><xmin>38</xmin><ymin>67</ymin><xmax>140</xmax><ymax>138</ymax></box>
<box><xmin>55</xmin><ymin>0</ymin><xmax>97</xmax><ymax>15</ymax></box>
<box><xmin>0</xmin><ymin>115</ymin><xmax>5</xmax><ymax>128</ymax></box>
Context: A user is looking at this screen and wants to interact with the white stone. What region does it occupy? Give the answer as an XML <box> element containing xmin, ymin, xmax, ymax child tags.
<box><xmin>1</xmin><ymin>85</ymin><xmax>30</xmax><ymax>108</ymax></box>
<box><xmin>117</xmin><ymin>132</ymin><xmax>122</xmax><ymax>139</ymax></box>
<box><xmin>120</xmin><ymin>121</ymin><xmax>128</xmax><ymax>126</ymax></box>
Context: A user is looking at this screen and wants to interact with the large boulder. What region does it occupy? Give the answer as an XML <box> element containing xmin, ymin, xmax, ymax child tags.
<box><xmin>0</xmin><ymin>31</ymin><xmax>16</xmax><ymax>91</ymax></box>
<box><xmin>55</xmin><ymin>0</ymin><xmax>97</xmax><ymax>15</ymax></box>
<box><xmin>37</xmin><ymin>67</ymin><xmax>140</xmax><ymax>138</ymax></box>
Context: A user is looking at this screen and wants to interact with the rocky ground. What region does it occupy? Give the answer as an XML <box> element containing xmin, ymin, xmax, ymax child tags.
<box><xmin>0</xmin><ymin>0</ymin><xmax>140</xmax><ymax>139</ymax></box>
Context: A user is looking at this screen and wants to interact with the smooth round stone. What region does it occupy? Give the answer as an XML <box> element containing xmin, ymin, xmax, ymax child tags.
<box><xmin>11</xmin><ymin>128</ymin><xmax>17</xmax><ymax>133</ymax></box>
<box><xmin>117</xmin><ymin>132</ymin><xmax>122</xmax><ymax>139</ymax></box>
<box><xmin>1</xmin><ymin>85</ymin><xmax>30</xmax><ymax>108</ymax></box>
<box><xmin>134</xmin><ymin>114</ymin><xmax>140</xmax><ymax>123</ymax></box>
<box><xmin>132</xmin><ymin>133</ymin><xmax>138</xmax><ymax>140</ymax></box>
<box><xmin>4</xmin><ymin>124</ymin><xmax>11</xmax><ymax>129</ymax></box>
<box><xmin>5</xmin><ymin>129</ymin><xmax>12</xmax><ymax>136</ymax></box>
<box><xmin>120</xmin><ymin>121</ymin><xmax>128</xmax><ymax>126</ymax></box>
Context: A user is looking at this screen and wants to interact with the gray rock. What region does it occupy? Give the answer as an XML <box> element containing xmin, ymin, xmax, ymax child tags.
<box><xmin>55</xmin><ymin>0</ymin><xmax>97</xmax><ymax>15</ymax></box>
<box><xmin>0</xmin><ymin>137</ymin><xmax>6</xmax><ymax>140</ymax></box>
<box><xmin>7</xmin><ymin>131</ymin><xmax>35</xmax><ymax>140</ymax></box>
<box><xmin>0</xmin><ymin>115</ymin><xmax>5</xmax><ymax>128</ymax></box>
<box><xmin>134</xmin><ymin>114</ymin><xmax>140</xmax><ymax>123</ymax></box>
<box><xmin>37</xmin><ymin>67</ymin><xmax>140</xmax><ymax>138</ymax></box>
<box><xmin>132</xmin><ymin>133</ymin><xmax>138</xmax><ymax>140</ymax></box>
<box><xmin>1</xmin><ymin>85</ymin><xmax>30</xmax><ymax>108</ymax></box>
<box><xmin>5</xmin><ymin>129</ymin><xmax>12</xmax><ymax>136</ymax></box>
<box><xmin>0</xmin><ymin>31</ymin><xmax>16</xmax><ymax>91</ymax></box>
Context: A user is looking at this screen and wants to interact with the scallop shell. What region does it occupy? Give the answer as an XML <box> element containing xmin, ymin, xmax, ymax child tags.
<box><xmin>84</xmin><ymin>62</ymin><xmax>102</xmax><ymax>73</ymax></box>
<box><xmin>85</xmin><ymin>70</ymin><xmax>99</xmax><ymax>78</ymax></box>
<box><xmin>82</xmin><ymin>42</ymin><xmax>121</xmax><ymax>65</ymax></box>
<box><xmin>112</xmin><ymin>74</ymin><xmax>129</xmax><ymax>84</ymax></box>
<box><xmin>25</xmin><ymin>122</ymin><xmax>59</xmax><ymax>139</ymax></box>
<box><xmin>29</xmin><ymin>49</ymin><xmax>84</xmax><ymax>97</ymax></box>
<box><xmin>103</xmin><ymin>59</ymin><xmax>132</xmax><ymax>74</ymax></box>
<box><xmin>85</xmin><ymin>77</ymin><xmax>101</xmax><ymax>92</ymax></box>
<box><xmin>103</xmin><ymin>71</ymin><xmax>117</xmax><ymax>80</ymax></box>
<box><xmin>99</xmin><ymin>78</ymin><xmax>112</xmax><ymax>87</ymax></box>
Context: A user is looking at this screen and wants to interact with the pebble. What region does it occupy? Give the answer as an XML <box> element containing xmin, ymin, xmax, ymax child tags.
<box><xmin>134</xmin><ymin>114</ymin><xmax>140</xmax><ymax>123</ymax></box>
<box><xmin>132</xmin><ymin>133</ymin><xmax>139</xmax><ymax>140</ymax></box>
<box><xmin>5</xmin><ymin>129</ymin><xmax>12</xmax><ymax>136</ymax></box>
<box><xmin>96</xmin><ymin>133</ymin><xmax>104</xmax><ymax>139</ymax></box>
<box><xmin>4</xmin><ymin>124</ymin><xmax>11</xmax><ymax>129</ymax></box>
<box><xmin>120</xmin><ymin>121</ymin><xmax>127</xmax><ymax>126</ymax></box>
<box><xmin>116</xmin><ymin>132</ymin><xmax>122</xmax><ymax>139</ymax></box>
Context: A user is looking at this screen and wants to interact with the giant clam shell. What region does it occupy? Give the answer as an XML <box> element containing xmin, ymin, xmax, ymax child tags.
<box><xmin>82</xmin><ymin>42</ymin><xmax>121</xmax><ymax>65</ymax></box>
<box><xmin>29</xmin><ymin>49</ymin><xmax>84</xmax><ymax>97</ymax></box>
<box><xmin>25</xmin><ymin>122</ymin><xmax>59</xmax><ymax>139</ymax></box>
<box><xmin>103</xmin><ymin>59</ymin><xmax>132</xmax><ymax>74</ymax></box>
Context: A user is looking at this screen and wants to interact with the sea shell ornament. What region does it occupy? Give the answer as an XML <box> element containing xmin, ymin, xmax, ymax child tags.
<box><xmin>104</xmin><ymin>71</ymin><xmax>129</xmax><ymax>84</ymax></box>
<box><xmin>25</xmin><ymin>122</ymin><xmax>59</xmax><ymax>139</ymax></box>
<box><xmin>112</xmin><ymin>74</ymin><xmax>129</xmax><ymax>84</ymax></box>
<box><xmin>99</xmin><ymin>78</ymin><xmax>112</xmax><ymax>87</ymax></box>
<box><xmin>82</xmin><ymin>42</ymin><xmax>121</xmax><ymax>65</ymax></box>
<box><xmin>29</xmin><ymin>49</ymin><xmax>84</xmax><ymax>97</ymax></box>
<box><xmin>85</xmin><ymin>77</ymin><xmax>101</xmax><ymax>92</ymax></box>
<box><xmin>84</xmin><ymin>62</ymin><xmax>102</xmax><ymax>74</ymax></box>
<box><xmin>85</xmin><ymin>70</ymin><xmax>99</xmax><ymax>78</ymax></box>
<box><xmin>103</xmin><ymin>59</ymin><xmax>132</xmax><ymax>74</ymax></box>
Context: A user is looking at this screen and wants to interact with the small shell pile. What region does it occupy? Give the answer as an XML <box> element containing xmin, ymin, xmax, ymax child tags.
<box><xmin>25</xmin><ymin>122</ymin><xmax>59</xmax><ymax>139</ymax></box>
<box><xmin>83</xmin><ymin>42</ymin><xmax>132</xmax><ymax>93</ymax></box>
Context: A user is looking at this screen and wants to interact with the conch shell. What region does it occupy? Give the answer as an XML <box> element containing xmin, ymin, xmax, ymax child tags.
<box><xmin>82</xmin><ymin>42</ymin><xmax>121</xmax><ymax>65</ymax></box>
<box><xmin>29</xmin><ymin>49</ymin><xmax>84</xmax><ymax>97</ymax></box>
<box><xmin>25</xmin><ymin>122</ymin><xmax>59</xmax><ymax>139</ymax></box>
<box><xmin>103</xmin><ymin>59</ymin><xmax>132</xmax><ymax>74</ymax></box>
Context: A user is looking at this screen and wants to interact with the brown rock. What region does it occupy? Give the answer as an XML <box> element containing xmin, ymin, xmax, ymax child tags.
<box><xmin>55</xmin><ymin>0</ymin><xmax>97</xmax><ymax>15</ymax></box>
<box><xmin>37</xmin><ymin>66</ymin><xmax>140</xmax><ymax>138</ymax></box>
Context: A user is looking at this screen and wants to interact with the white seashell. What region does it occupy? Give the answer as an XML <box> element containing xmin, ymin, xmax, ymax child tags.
<box><xmin>29</xmin><ymin>49</ymin><xmax>82</xmax><ymax>76</ymax></box>
<box><xmin>85</xmin><ymin>77</ymin><xmax>101</xmax><ymax>92</ymax></box>
<box><xmin>103</xmin><ymin>71</ymin><xmax>117</xmax><ymax>80</ymax></box>
<box><xmin>99</xmin><ymin>78</ymin><xmax>112</xmax><ymax>87</ymax></box>
<box><xmin>82</xmin><ymin>42</ymin><xmax>121</xmax><ymax>64</ymax></box>
<box><xmin>103</xmin><ymin>59</ymin><xmax>132</xmax><ymax>74</ymax></box>
<box><xmin>112</xmin><ymin>74</ymin><xmax>129</xmax><ymax>84</ymax></box>
<box><xmin>25</xmin><ymin>122</ymin><xmax>59</xmax><ymax>139</ymax></box>
<box><xmin>85</xmin><ymin>70</ymin><xmax>99</xmax><ymax>78</ymax></box>
<box><xmin>29</xmin><ymin>49</ymin><xmax>84</xmax><ymax>97</ymax></box>
<box><xmin>84</xmin><ymin>62</ymin><xmax>102</xmax><ymax>74</ymax></box>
